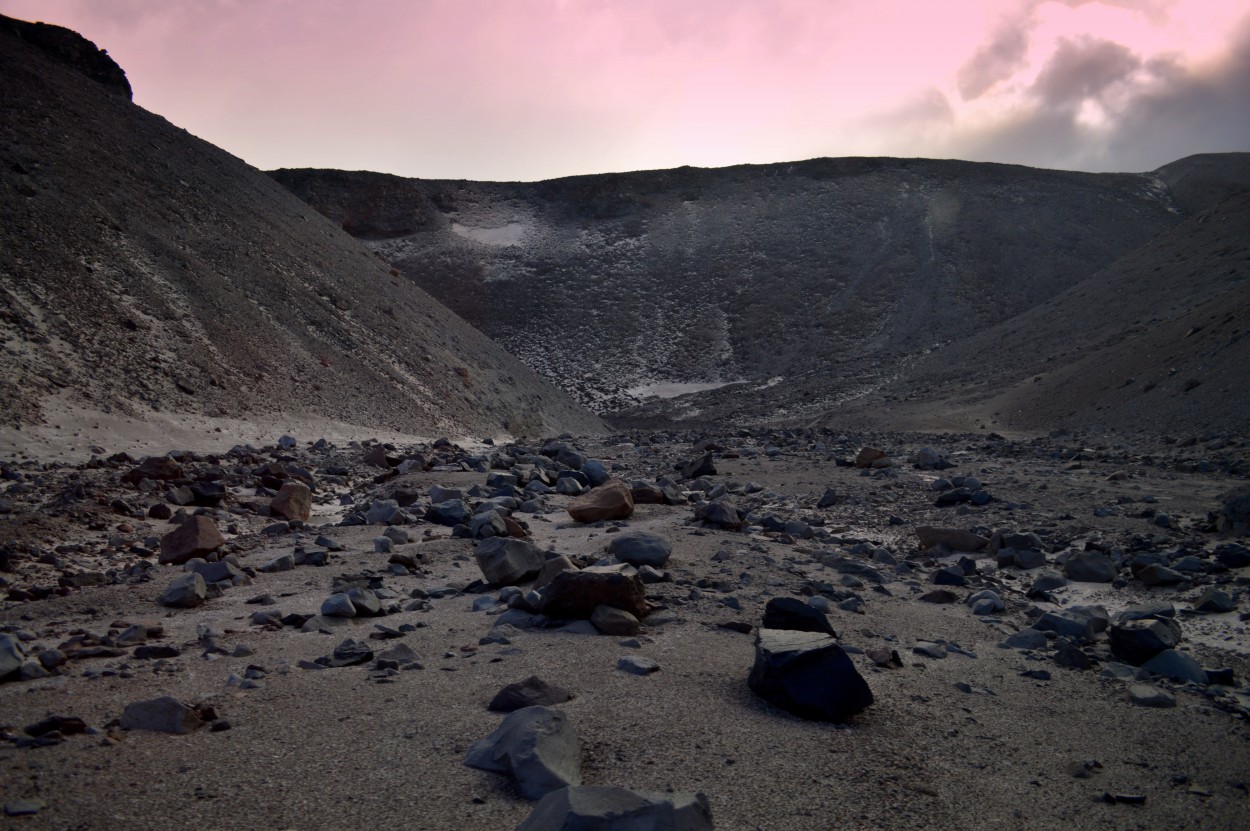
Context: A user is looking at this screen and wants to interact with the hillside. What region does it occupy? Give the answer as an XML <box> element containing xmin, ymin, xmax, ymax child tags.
<box><xmin>0</xmin><ymin>15</ymin><xmax>604</xmax><ymax>440</ymax></box>
<box><xmin>273</xmin><ymin>157</ymin><xmax>1193</xmax><ymax>420</ymax></box>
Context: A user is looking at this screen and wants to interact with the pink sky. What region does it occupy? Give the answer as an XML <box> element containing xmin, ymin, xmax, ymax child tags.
<box><xmin>3</xmin><ymin>0</ymin><xmax>1247</xmax><ymax>180</ymax></box>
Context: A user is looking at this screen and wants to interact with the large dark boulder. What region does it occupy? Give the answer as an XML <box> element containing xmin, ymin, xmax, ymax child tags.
<box><xmin>1109</xmin><ymin>617</ymin><xmax>1182</xmax><ymax>666</ymax></box>
<box><xmin>540</xmin><ymin>567</ymin><xmax>649</xmax><ymax>620</ymax></box>
<box><xmin>748</xmin><ymin>628</ymin><xmax>873</xmax><ymax>722</ymax></box>
<box><xmin>517</xmin><ymin>786</ymin><xmax>714</xmax><ymax>831</ymax></box>
<box><xmin>761</xmin><ymin>597</ymin><xmax>836</xmax><ymax>637</ymax></box>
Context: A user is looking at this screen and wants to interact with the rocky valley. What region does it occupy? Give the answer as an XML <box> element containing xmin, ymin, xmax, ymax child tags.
<box><xmin>1</xmin><ymin>13</ymin><xmax>1248</xmax><ymax>831</ymax></box>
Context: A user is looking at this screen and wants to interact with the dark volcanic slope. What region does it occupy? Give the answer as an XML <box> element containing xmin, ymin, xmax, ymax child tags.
<box><xmin>852</xmin><ymin>189</ymin><xmax>1250</xmax><ymax>436</ymax></box>
<box><xmin>0</xmin><ymin>18</ymin><xmax>604</xmax><ymax>438</ymax></box>
<box><xmin>273</xmin><ymin>157</ymin><xmax>1185</xmax><ymax>418</ymax></box>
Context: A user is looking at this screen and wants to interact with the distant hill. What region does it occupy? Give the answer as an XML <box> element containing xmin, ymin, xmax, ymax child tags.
<box><xmin>0</xmin><ymin>15</ymin><xmax>604</xmax><ymax>438</ymax></box>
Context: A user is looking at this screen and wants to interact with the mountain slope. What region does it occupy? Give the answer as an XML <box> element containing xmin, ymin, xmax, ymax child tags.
<box><xmin>0</xmin><ymin>16</ymin><xmax>604</xmax><ymax>438</ymax></box>
<box><xmin>851</xmin><ymin>190</ymin><xmax>1250</xmax><ymax>436</ymax></box>
<box><xmin>273</xmin><ymin>156</ymin><xmax>1184</xmax><ymax>417</ymax></box>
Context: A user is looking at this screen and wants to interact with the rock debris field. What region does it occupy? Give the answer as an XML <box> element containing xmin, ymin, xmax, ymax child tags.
<box><xmin>2</xmin><ymin>429</ymin><xmax>1249</xmax><ymax>830</ymax></box>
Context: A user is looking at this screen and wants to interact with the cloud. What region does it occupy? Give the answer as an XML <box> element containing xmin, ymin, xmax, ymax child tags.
<box><xmin>958</xmin><ymin>22</ymin><xmax>1032</xmax><ymax>100</ymax></box>
<box><xmin>1030</xmin><ymin>36</ymin><xmax>1141</xmax><ymax>107</ymax></box>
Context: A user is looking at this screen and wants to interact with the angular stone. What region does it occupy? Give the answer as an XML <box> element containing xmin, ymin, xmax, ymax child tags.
<box><xmin>590</xmin><ymin>605</ymin><xmax>640</xmax><ymax>636</ymax></box>
<box><xmin>119</xmin><ymin>696</ymin><xmax>203</xmax><ymax>734</ymax></box>
<box><xmin>1064</xmin><ymin>550</ymin><xmax>1116</xmax><ymax>583</ymax></box>
<box><xmin>1033</xmin><ymin>610</ymin><xmax>1096</xmax><ymax>642</ymax></box>
<box><xmin>122</xmin><ymin>456</ymin><xmax>183</xmax><ymax>484</ymax></box>
<box><xmin>427</xmin><ymin>499</ymin><xmax>472</xmax><ymax>527</ymax></box>
<box><xmin>489</xmin><ymin>676</ymin><xmax>574</xmax><ymax>713</ymax></box>
<box><xmin>534</xmin><ymin>555</ymin><xmax>578</xmax><ymax>590</ymax></box>
<box><xmin>1138</xmin><ymin>564</ymin><xmax>1185</xmax><ymax>586</ymax></box>
<box><xmin>999</xmin><ymin>629</ymin><xmax>1048</xmax><ymax>650</ymax></box>
<box><xmin>540</xmin><ymin>567</ymin><xmax>649</xmax><ymax>620</ymax></box>
<box><xmin>320</xmin><ymin>593</ymin><xmax>357</xmax><ymax>618</ymax></box>
<box><xmin>855</xmin><ymin>447</ymin><xmax>887</xmax><ymax>468</ymax></box>
<box><xmin>158</xmin><ymin>516</ymin><xmax>225</xmax><ymax>565</ymax></box>
<box><xmin>463</xmin><ymin>706</ymin><xmax>581</xmax><ymax>800</ymax></box>
<box><xmin>1194</xmin><ymin>588</ymin><xmax>1235</xmax><ymax>614</ymax></box>
<box><xmin>0</xmin><ymin>633</ymin><xmax>24</xmax><ymax>680</ymax></box>
<box><xmin>567</xmin><ymin>481</ymin><xmax>634</xmax><ymax>523</ymax></box>
<box><xmin>270</xmin><ymin>482</ymin><xmax>312</xmax><ymax>521</ymax></box>
<box><xmin>1128</xmin><ymin>684</ymin><xmax>1175</xmax><ymax>708</ymax></box>
<box><xmin>617</xmin><ymin>656</ymin><xmax>660</xmax><ymax>675</ymax></box>
<box><xmin>1217</xmin><ymin>485</ymin><xmax>1250</xmax><ymax>536</ymax></box>
<box><xmin>475</xmin><ymin>537</ymin><xmax>544</xmax><ymax>586</ymax></box>
<box><xmin>762</xmin><ymin>597</ymin><xmax>836</xmax><ymax>636</ymax></box>
<box><xmin>259</xmin><ymin>553</ymin><xmax>295</xmax><ymax>573</ymax></box>
<box><xmin>516</xmin><ymin>786</ymin><xmax>714</xmax><ymax>831</ymax></box>
<box><xmin>606</xmin><ymin>531</ymin><xmax>672</xmax><ymax>568</ymax></box>
<box><xmin>915</xmin><ymin>526</ymin><xmax>989</xmax><ymax>552</ymax></box>
<box><xmin>1109</xmin><ymin>618</ymin><xmax>1182</xmax><ymax>666</ymax></box>
<box><xmin>681</xmin><ymin>452</ymin><xmax>716</xmax><ymax>480</ymax></box>
<box><xmin>695</xmin><ymin>499</ymin><xmax>743</xmax><ymax>530</ymax></box>
<box><xmin>159</xmin><ymin>573</ymin><xmax>207</xmax><ymax>608</ymax></box>
<box><xmin>1141</xmin><ymin>649</ymin><xmax>1206</xmax><ymax>685</ymax></box>
<box><xmin>748</xmin><ymin>628</ymin><xmax>873</xmax><ymax>722</ymax></box>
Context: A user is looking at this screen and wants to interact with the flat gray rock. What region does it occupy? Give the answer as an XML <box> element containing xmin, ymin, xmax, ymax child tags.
<box><xmin>463</xmin><ymin>706</ymin><xmax>581</xmax><ymax>800</ymax></box>
<box><xmin>617</xmin><ymin>656</ymin><xmax>660</xmax><ymax>675</ymax></box>
<box><xmin>119</xmin><ymin>696</ymin><xmax>203</xmax><ymax>734</ymax></box>
<box><xmin>1128</xmin><ymin>683</ymin><xmax>1176</xmax><ymax>708</ymax></box>
<box><xmin>517</xmin><ymin>786</ymin><xmax>714</xmax><ymax>831</ymax></box>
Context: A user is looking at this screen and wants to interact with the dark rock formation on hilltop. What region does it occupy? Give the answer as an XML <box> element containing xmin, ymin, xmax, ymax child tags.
<box><xmin>0</xmin><ymin>14</ymin><xmax>603</xmax><ymax>438</ymax></box>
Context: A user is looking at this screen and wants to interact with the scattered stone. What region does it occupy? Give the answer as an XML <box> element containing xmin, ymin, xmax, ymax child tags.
<box><xmin>617</xmin><ymin>656</ymin><xmax>660</xmax><ymax>675</ymax></box>
<box><xmin>1138</xmin><ymin>564</ymin><xmax>1185</xmax><ymax>587</ymax></box>
<box><xmin>270</xmin><ymin>481</ymin><xmax>312</xmax><ymax>521</ymax></box>
<box><xmin>1064</xmin><ymin>551</ymin><xmax>1117</xmax><ymax>583</ymax></box>
<box><xmin>567</xmin><ymin>481</ymin><xmax>634</xmax><ymax>523</ymax></box>
<box><xmin>749</xmin><ymin>628</ymin><xmax>873</xmax><ymax>722</ymax></box>
<box><xmin>915</xmin><ymin>526</ymin><xmax>989</xmax><ymax>552</ymax></box>
<box><xmin>761</xmin><ymin>597</ymin><xmax>836</xmax><ymax>636</ymax></box>
<box><xmin>158</xmin><ymin>516</ymin><xmax>225</xmax><ymax>565</ymax></box>
<box><xmin>4</xmin><ymin>799</ymin><xmax>46</xmax><ymax>817</ymax></box>
<box><xmin>999</xmin><ymin>628</ymin><xmax>1048</xmax><ymax>650</ymax></box>
<box><xmin>913</xmin><ymin>641</ymin><xmax>947</xmax><ymax>659</ymax></box>
<box><xmin>475</xmin><ymin>537</ymin><xmax>544</xmax><ymax>586</ymax></box>
<box><xmin>1109</xmin><ymin>618</ymin><xmax>1182</xmax><ymax>666</ymax></box>
<box><xmin>321</xmin><ymin>592</ymin><xmax>358</xmax><ymax>618</ymax></box>
<box><xmin>920</xmin><ymin>589</ymin><xmax>960</xmax><ymax>605</ymax></box>
<box><xmin>1127</xmin><ymin>684</ymin><xmax>1176</xmax><ymax>708</ymax></box>
<box><xmin>1140</xmin><ymin>649</ymin><xmax>1206</xmax><ymax>685</ymax></box>
<box><xmin>1193</xmin><ymin>588</ymin><xmax>1235</xmax><ymax>614</ymax></box>
<box><xmin>159</xmin><ymin>572</ymin><xmax>207</xmax><ymax>608</ymax></box>
<box><xmin>119</xmin><ymin>696</ymin><xmax>204</xmax><ymax>734</ymax></box>
<box><xmin>463</xmin><ymin>706</ymin><xmax>582</xmax><ymax>800</ymax></box>
<box><xmin>1</xmin><ymin>633</ymin><xmax>25</xmax><ymax>680</ymax></box>
<box><xmin>855</xmin><ymin>447</ymin><xmax>887</xmax><ymax>468</ymax></box>
<box><xmin>695</xmin><ymin>499</ymin><xmax>743</xmax><ymax>530</ymax></box>
<box><xmin>516</xmin><ymin>786</ymin><xmax>714</xmax><ymax>831</ymax></box>
<box><xmin>489</xmin><ymin>677</ymin><xmax>574</xmax><ymax>713</ymax></box>
<box><xmin>591</xmin><ymin>605</ymin><xmax>641</xmax><ymax>636</ymax></box>
<box><xmin>606</xmin><ymin>531</ymin><xmax>672</xmax><ymax>568</ymax></box>
<box><xmin>541</xmin><ymin>567</ymin><xmax>649</xmax><ymax>620</ymax></box>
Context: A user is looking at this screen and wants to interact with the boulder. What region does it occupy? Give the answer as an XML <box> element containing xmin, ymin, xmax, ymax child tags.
<box><xmin>270</xmin><ymin>482</ymin><xmax>312</xmax><ymax>521</ymax></box>
<box><xmin>680</xmin><ymin>452</ymin><xmax>716</xmax><ymax>480</ymax></box>
<box><xmin>695</xmin><ymin>499</ymin><xmax>743</xmax><ymax>530</ymax></box>
<box><xmin>1137</xmin><ymin>564</ymin><xmax>1185</xmax><ymax>586</ymax></box>
<box><xmin>541</xmin><ymin>567</ymin><xmax>649</xmax><ymax>620</ymax></box>
<box><xmin>1217</xmin><ymin>485</ymin><xmax>1250</xmax><ymax>536</ymax></box>
<box><xmin>1063</xmin><ymin>550</ymin><xmax>1116</xmax><ymax>583</ymax></box>
<box><xmin>761</xmin><ymin>597</ymin><xmax>836</xmax><ymax>637</ymax></box>
<box><xmin>1109</xmin><ymin>617</ymin><xmax>1182</xmax><ymax>665</ymax></box>
<box><xmin>122</xmin><ymin>456</ymin><xmax>184</xmax><ymax>484</ymax></box>
<box><xmin>0</xmin><ymin>633</ymin><xmax>25</xmax><ymax>680</ymax></box>
<box><xmin>119</xmin><ymin>696</ymin><xmax>203</xmax><ymax>734</ymax></box>
<box><xmin>516</xmin><ymin>786</ymin><xmax>714</xmax><ymax>831</ymax></box>
<box><xmin>463</xmin><ymin>706</ymin><xmax>581</xmax><ymax>801</ymax></box>
<box><xmin>534</xmin><ymin>555</ymin><xmax>578</xmax><ymax>590</ymax></box>
<box><xmin>1141</xmin><ymin>649</ymin><xmax>1206</xmax><ymax>685</ymax></box>
<box><xmin>748</xmin><ymin>628</ymin><xmax>873</xmax><ymax>722</ymax></box>
<box><xmin>1194</xmin><ymin>588</ymin><xmax>1235</xmax><ymax>614</ymax></box>
<box><xmin>915</xmin><ymin>526</ymin><xmax>988</xmax><ymax>552</ymax></box>
<box><xmin>158</xmin><ymin>516</ymin><xmax>225</xmax><ymax>565</ymax></box>
<box><xmin>489</xmin><ymin>676</ymin><xmax>574</xmax><ymax>713</ymax></box>
<box><xmin>855</xmin><ymin>447</ymin><xmax>887</xmax><ymax>468</ymax></box>
<box><xmin>475</xmin><ymin>537</ymin><xmax>545</xmax><ymax>586</ymax></box>
<box><xmin>567</xmin><ymin>481</ymin><xmax>634</xmax><ymax>523</ymax></box>
<box><xmin>159</xmin><ymin>573</ymin><xmax>207</xmax><ymax>608</ymax></box>
<box><xmin>605</xmin><ymin>531</ymin><xmax>672</xmax><ymax>568</ymax></box>
<box><xmin>590</xmin><ymin>605</ymin><xmax>640</xmax><ymax>636</ymax></box>
<box><xmin>427</xmin><ymin>499</ymin><xmax>472</xmax><ymax>527</ymax></box>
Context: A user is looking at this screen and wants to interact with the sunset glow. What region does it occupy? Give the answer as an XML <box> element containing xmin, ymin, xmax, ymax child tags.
<box><xmin>3</xmin><ymin>0</ymin><xmax>1246</xmax><ymax>180</ymax></box>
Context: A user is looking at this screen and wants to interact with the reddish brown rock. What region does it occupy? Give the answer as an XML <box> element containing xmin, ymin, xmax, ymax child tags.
<box><xmin>855</xmin><ymin>447</ymin><xmax>887</xmax><ymax>468</ymax></box>
<box><xmin>540</xmin><ymin>567</ymin><xmax>649</xmax><ymax>619</ymax></box>
<box><xmin>121</xmin><ymin>456</ymin><xmax>184</xmax><ymax>485</ymax></box>
<box><xmin>159</xmin><ymin>516</ymin><xmax>226</xmax><ymax>565</ymax></box>
<box><xmin>915</xmin><ymin>526</ymin><xmax>989</xmax><ymax>552</ymax></box>
<box><xmin>270</xmin><ymin>481</ymin><xmax>312</xmax><ymax>521</ymax></box>
<box><xmin>568</xmin><ymin>480</ymin><xmax>634</xmax><ymax>523</ymax></box>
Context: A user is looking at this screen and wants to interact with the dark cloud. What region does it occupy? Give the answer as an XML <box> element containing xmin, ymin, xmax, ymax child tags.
<box><xmin>957</xmin><ymin>23</ymin><xmax>1031</xmax><ymax>101</ymax></box>
<box><xmin>1030</xmin><ymin>36</ymin><xmax>1141</xmax><ymax>108</ymax></box>
<box><xmin>950</xmin><ymin>14</ymin><xmax>1250</xmax><ymax>171</ymax></box>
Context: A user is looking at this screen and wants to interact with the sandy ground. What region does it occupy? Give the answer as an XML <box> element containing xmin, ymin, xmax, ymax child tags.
<box><xmin>1</xmin><ymin>433</ymin><xmax>1249</xmax><ymax>830</ymax></box>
